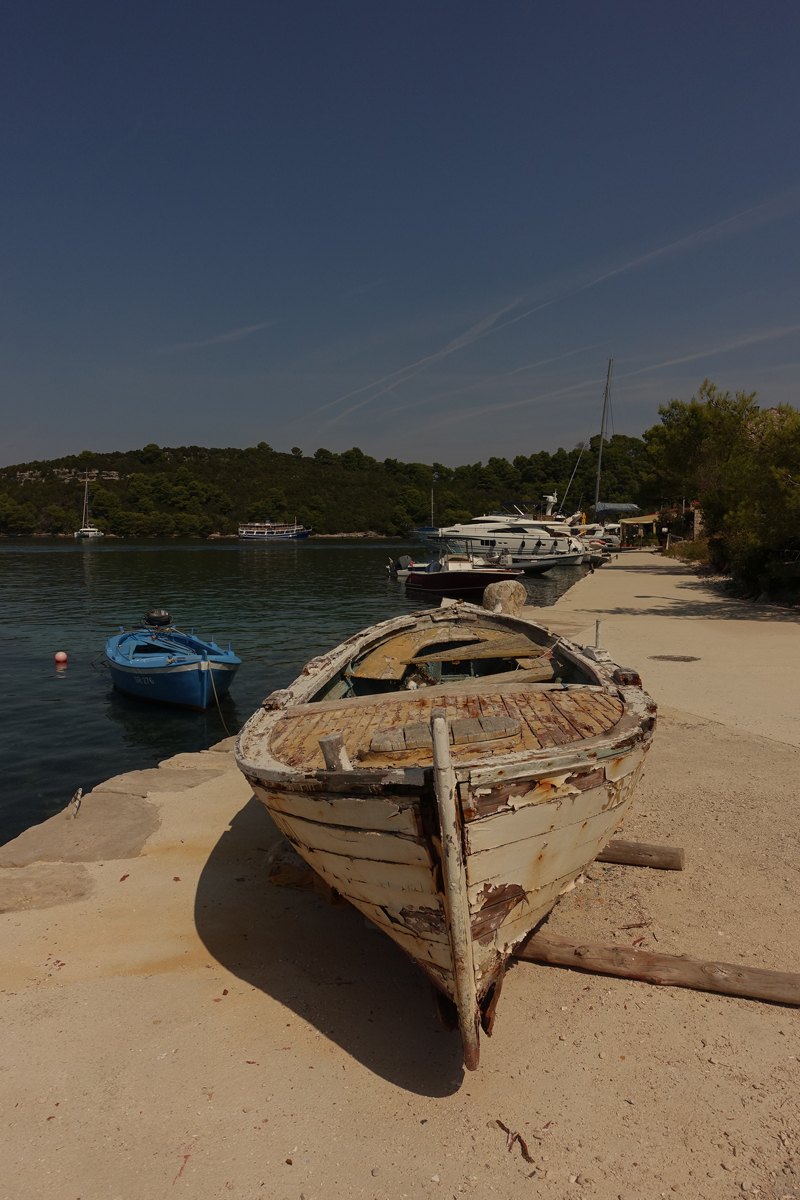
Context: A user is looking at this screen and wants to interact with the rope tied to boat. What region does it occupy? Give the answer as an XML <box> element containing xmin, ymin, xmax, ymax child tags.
<box><xmin>207</xmin><ymin>657</ymin><xmax>234</xmax><ymax>738</ymax></box>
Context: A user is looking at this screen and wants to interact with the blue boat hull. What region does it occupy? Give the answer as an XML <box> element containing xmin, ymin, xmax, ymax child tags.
<box><xmin>107</xmin><ymin>658</ymin><xmax>239</xmax><ymax>711</ymax></box>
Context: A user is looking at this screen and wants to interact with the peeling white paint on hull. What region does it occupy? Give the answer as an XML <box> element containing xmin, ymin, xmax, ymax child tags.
<box><xmin>236</xmin><ymin>602</ymin><xmax>656</xmax><ymax>1069</ymax></box>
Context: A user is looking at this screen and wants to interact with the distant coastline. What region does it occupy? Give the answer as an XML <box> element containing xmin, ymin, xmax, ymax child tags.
<box><xmin>0</xmin><ymin>530</ymin><xmax>395</xmax><ymax>540</ymax></box>
<box><xmin>0</xmin><ymin>437</ymin><xmax>646</xmax><ymax>540</ymax></box>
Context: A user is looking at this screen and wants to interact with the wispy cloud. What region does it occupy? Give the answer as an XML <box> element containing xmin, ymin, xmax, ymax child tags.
<box><xmin>312</xmin><ymin>184</ymin><xmax>800</xmax><ymax>429</ymax></box>
<box><xmin>434</xmin><ymin>323</ymin><xmax>800</xmax><ymax>431</ymax></box>
<box><xmin>583</xmin><ymin>188</ymin><xmax>800</xmax><ymax>294</ymax></box>
<box><xmin>366</xmin><ymin>343</ymin><xmax>604</xmax><ymax>424</ymax></box>
<box><xmin>342</xmin><ymin>278</ymin><xmax>389</xmax><ymax>298</ymax></box>
<box><xmin>618</xmin><ymin>323</ymin><xmax>800</xmax><ymax>379</ymax></box>
<box><xmin>502</xmin><ymin>344</ymin><xmax>604</xmax><ymax>379</ymax></box>
<box><xmin>422</xmin><ymin>377</ymin><xmax>602</xmax><ymax>435</ymax></box>
<box><xmin>159</xmin><ymin>320</ymin><xmax>275</xmax><ymax>353</ymax></box>
<box><xmin>310</xmin><ymin>300</ymin><xmax>522</xmax><ymax>424</ymax></box>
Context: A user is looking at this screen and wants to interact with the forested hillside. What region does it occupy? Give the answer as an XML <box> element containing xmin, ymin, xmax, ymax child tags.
<box><xmin>0</xmin><ymin>435</ymin><xmax>648</xmax><ymax>537</ymax></box>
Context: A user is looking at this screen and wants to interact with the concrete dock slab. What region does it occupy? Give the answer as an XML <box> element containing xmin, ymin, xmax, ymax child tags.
<box><xmin>2</xmin><ymin>558</ymin><xmax>799</xmax><ymax>1199</ymax></box>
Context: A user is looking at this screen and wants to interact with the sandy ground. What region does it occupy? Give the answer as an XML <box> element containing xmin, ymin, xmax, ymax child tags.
<box><xmin>2</xmin><ymin>551</ymin><xmax>799</xmax><ymax>1200</ymax></box>
<box><xmin>529</xmin><ymin>551</ymin><xmax>800</xmax><ymax>747</ymax></box>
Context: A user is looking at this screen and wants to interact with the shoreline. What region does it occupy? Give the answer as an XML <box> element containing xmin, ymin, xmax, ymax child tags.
<box><xmin>3</xmin><ymin>550</ymin><xmax>799</xmax><ymax>1198</ymax></box>
<box><xmin>0</xmin><ymin>531</ymin><xmax>402</xmax><ymax>540</ymax></box>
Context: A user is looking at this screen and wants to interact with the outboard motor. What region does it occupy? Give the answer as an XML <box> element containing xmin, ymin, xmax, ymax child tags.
<box><xmin>143</xmin><ymin>608</ymin><xmax>171</xmax><ymax>627</ymax></box>
<box><xmin>389</xmin><ymin>554</ymin><xmax>414</xmax><ymax>574</ymax></box>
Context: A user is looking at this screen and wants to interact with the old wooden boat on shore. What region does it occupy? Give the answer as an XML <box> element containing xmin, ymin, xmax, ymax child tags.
<box><xmin>235</xmin><ymin>602</ymin><xmax>656</xmax><ymax>1069</ymax></box>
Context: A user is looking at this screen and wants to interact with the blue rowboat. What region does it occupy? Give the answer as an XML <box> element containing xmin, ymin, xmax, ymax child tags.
<box><xmin>105</xmin><ymin>610</ymin><xmax>241</xmax><ymax>711</ymax></box>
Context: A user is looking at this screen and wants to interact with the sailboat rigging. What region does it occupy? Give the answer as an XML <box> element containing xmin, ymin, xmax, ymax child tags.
<box><xmin>73</xmin><ymin>471</ymin><xmax>104</xmax><ymax>539</ymax></box>
<box><xmin>594</xmin><ymin>358</ymin><xmax>613</xmax><ymax>510</ymax></box>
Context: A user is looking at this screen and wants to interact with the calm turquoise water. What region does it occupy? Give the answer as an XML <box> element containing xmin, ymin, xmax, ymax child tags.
<box><xmin>0</xmin><ymin>539</ymin><xmax>587</xmax><ymax>844</ymax></box>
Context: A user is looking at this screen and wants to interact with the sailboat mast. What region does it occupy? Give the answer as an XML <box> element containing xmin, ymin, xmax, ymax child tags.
<box><xmin>561</xmin><ymin>441</ymin><xmax>586</xmax><ymax>511</ymax></box>
<box><xmin>82</xmin><ymin>471</ymin><xmax>89</xmax><ymax>527</ymax></box>
<box><xmin>594</xmin><ymin>358</ymin><xmax>613</xmax><ymax>510</ymax></box>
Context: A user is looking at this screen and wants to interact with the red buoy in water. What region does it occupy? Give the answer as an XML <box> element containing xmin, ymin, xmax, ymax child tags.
<box><xmin>55</xmin><ymin>651</ymin><xmax>68</xmax><ymax>663</ymax></box>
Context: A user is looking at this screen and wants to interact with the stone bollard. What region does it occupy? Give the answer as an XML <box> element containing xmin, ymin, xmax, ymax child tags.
<box><xmin>482</xmin><ymin>579</ymin><xmax>527</xmax><ymax>616</ymax></box>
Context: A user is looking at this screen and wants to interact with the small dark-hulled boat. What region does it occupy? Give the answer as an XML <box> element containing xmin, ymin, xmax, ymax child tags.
<box><xmin>405</xmin><ymin>553</ymin><xmax>524</xmax><ymax>596</ymax></box>
<box><xmin>105</xmin><ymin>609</ymin><xmax>241</xmax><ymax>710</ymax></box>
<box><xmin>235</xmin><ymin>601</ymin><xmax>656</xmax><ymax>1069</ymax></box>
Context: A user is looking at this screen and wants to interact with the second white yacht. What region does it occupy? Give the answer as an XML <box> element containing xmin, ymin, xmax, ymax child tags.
<box><xmin>416</xmin><ymin>514</ymin><xmax>586</xmax><ymax>573</ymax></box>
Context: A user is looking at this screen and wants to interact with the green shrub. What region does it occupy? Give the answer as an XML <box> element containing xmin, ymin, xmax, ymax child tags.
<box><xmin>662</xmin><ymin>539</ymin><xmax>712</xmax><ymax>565</ymax></box>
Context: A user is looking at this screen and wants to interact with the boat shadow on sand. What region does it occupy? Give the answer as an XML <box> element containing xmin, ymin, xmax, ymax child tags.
<box><xmin>193</xmin><ymin>794</ymin><xmax>466</xmax><ymax>1096</ymax></box>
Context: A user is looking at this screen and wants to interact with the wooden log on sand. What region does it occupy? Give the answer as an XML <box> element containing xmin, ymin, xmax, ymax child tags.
<box><xmin>513</xmin><ymin>934</ymin><xmax>800</xmax><ymax>1006</ymax></box>
<box><xmin>597</xmin><ymin>839</ymin><xmax>685</xmax><ymax>870</ymax></box>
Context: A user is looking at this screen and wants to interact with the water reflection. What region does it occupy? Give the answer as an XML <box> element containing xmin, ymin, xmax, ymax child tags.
<box><xmin>104</xmin><ymin>686</ymin><xmax>239</xmax><ymax>757</ymax></box>
<box><xmin>0</xmin><ymin>538</ymin><xmax>587</xmax><ymax>843</ymax></box>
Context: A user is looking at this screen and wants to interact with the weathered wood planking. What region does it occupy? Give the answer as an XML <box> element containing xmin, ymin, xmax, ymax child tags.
<box><xmin>262</xmin><ymin>787</ymin><xmax>420</xmax><ymax>834</ymax></box>
<box><xmin>355</xmin><ymin>897</ymin><xmax>450</xmax><ymax>945</ymax></box>
<box><xmin>604</xmin><ymin>746</ymin><xmax>645</xmax><ymax>782</ymax></box>
<box><xmin>465</xmin><ymin>780</ymin><xmax>623</xmax><ymax>855</ymax></box>
<box><xmin>279</xmin><ymin>834</ymin><xmax>437</xmax><ymax>897</ymax></box>
<box><xmin>236</xmin><ymin>601</ymin><xmax>657</xmax><ymax>1062</ymax></box>
<box><xmin>467</xmin><ymin>866</ymin><xmax>595</xmax><ymax>989</ymax></box>
<box><xmin>551</xmin><ymin>693</ymin><xmax>607</xmax><ymax>738</ymax></box>
<box><xmin>499</xmin><ymin>692</ymin><xmax>546</xmax><ymax>750</ymax></box>
<box><xmin>352</xmin><ymin>903</ymin><xmax>454</xmax><ymax>970</ymax></box>
<box><xmin>465</xmin><ymin>787</ymin><xmax>637</xmax><ymax>901</ymax></box>
<box><xmin>268</xmin><ymin>686</ymin><xmax>623</xmax><ymax>770</ymax></box>
<box><xmin>411</xmin><ymin>635</ymin><xmax>542</xmax><ymax>664</ymax></box>
<box><xmin>267</xmin><ymin>807</ymin><xmax>432</xmax><ymax>866</ymax></box>
<box><xmin>519</xmin><ymin>694</ymin><xmax>574</xmax><ymax>745</ymax></box>
<box><xmin>472</xmin><ymin>867</ymin><xmax>582</xmax><ymax>951</ymax></box>
<box><xmin>273</xmin><ymin>847</ymin><xmax>439</xmax><ymax>912</ymax></box>
<box><xmin>285</xmin><ymin>818</ymin><xmax>449</xmax><ymax>970</ymax></box>
<box><xmin>352</xmin><ymin>626</ymin><xmax>486</xmax><ymax>680</ymax></box>
<box><xmin>462</xmin><ymin>764</ymin><xmax>609</xmax><ymax>819</ymax></box>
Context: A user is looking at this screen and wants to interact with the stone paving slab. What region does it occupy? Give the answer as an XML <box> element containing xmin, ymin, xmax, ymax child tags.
<box><xmin>92</xmin><ymin>767</ymin><xmax>229</xmax><ymax>796</ymax></box>
<box><xmin>0</xmin><ymin>792</ymin><xmax>160</xmax><ymax>868</ymax></box>
<box><xmin>0</xmin><ymin>861</ymin><xmax>94</xmax><ymax>913</ymax></box>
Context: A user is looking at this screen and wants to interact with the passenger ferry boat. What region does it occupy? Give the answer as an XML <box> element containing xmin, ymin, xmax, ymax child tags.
<box><xmin>238</xmin><ymin>519</ymin><xmax>311</xmax><ymax>540</ymax></box>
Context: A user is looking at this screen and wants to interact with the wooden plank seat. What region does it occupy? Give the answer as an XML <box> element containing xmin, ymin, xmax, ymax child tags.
<box><xmin>349</xmin><ymin>625</ymin><xmax>545</xmax><ymax>680</ymax></box>
<box><xmin>410</xmin><ymin>638</ymin><xmax>547</xmax><ymax>664</ymax></box>
<box><xmin>369</xmin><ymin>714</ymin><xmax>521</xmax><ymax>755</ymax></box>
<box><xmin>268</xmin><ymin>686</ymin><xmax>624</xmax><ymax>770</ymax></box>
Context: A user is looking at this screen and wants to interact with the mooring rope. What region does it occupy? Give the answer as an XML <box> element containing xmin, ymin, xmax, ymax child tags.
<box><xmin>208</xmin><ymin>661</ymin><xmax>234</xmax><ymax>738</ymax></box>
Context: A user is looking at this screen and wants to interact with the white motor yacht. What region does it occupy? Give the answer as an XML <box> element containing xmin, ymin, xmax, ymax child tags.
<box><xmin>414</xmin><ymin>514</ymin><xmax>586</xmax><ymax>572</ymax></box>
<box><xmin>569</xmin><ymin>521</ymin><xmax>621</xmax><ymax>548</ymax></box>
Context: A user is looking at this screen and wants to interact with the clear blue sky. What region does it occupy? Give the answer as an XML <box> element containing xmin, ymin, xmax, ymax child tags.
<box><xmin>3</xmin><ymin>1</ymin><xmax>800</xmax><ymax>466</ymax></box>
